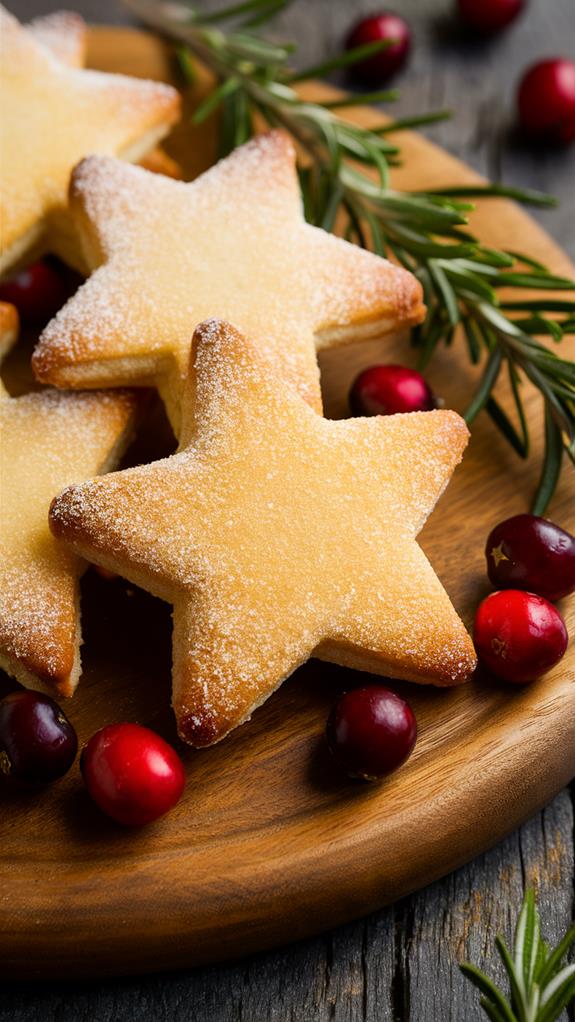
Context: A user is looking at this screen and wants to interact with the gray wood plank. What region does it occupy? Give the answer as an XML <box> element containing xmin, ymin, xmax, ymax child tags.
<box><xmin>406</xmin><ymin>789</ymin><xmax>574</xmax><ymax>1021</ymax></box>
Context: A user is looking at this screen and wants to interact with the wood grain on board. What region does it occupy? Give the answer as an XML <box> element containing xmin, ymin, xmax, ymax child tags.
<box><xmin>0</xmin><ymin>25</ymin><xmax>573</xmax><ymax>990</ymax></box>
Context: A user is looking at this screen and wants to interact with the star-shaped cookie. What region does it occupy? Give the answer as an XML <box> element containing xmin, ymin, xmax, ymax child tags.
<box><xmin>27</xmin><ymin>10</ymin><xmax>182</xmax><ymax>183</ymax></box>
<box><xmin>0</xmin><ymin>326</ymin><xmax>138</xmax><ymax>693</ymax></box>
<box><xmin>27</xmin><ymin>10</ymin><xmax>86</xmax><ymax>68</ymax></box>
<box><xmin>50</xmin><ymin>319</ymin><xmax>476</xmax><ymax>747</ymax></box>
<box><xmin>0</xmin><ymin>4</ymin><xmax>180</xmax><ymax>276</ymax></box>
<box><xmin>0</xmin><ymin>302</ymin><xmax>18</xmax><ymax>368</ymax></box>
<box><xmin>34</xmin><ymin>131</ymin><xmax>425</xmax><ymax>434</ymax></box>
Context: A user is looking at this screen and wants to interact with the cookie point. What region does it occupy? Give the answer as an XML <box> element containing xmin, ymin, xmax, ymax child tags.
<box><xmin>451</xmin><ymin>644</ymin><xmax>478</xmax><ymax>684</ymax></box>
<box><xmin>30</xmin><ymin>341</ymin><xmax>50</xmax><ymax>381</ymax></box>
<box><xmin>177</xmin><ymin>708</ymin><xmax>223</xmax><ymax>748</ymax></box>
<box><xmin>193</xmin><ymin>317</ymin><xmax>244</xmax><ymax>360</ymax></box>
<box><xmin>48</xmin><ymin>485</ymin><xmax>79</xmax><ymax>538</ymax></box>
<box><xmin>443</xmin><ymin>407</ymin><xmax>470</xmax><ymax>440</ymax></box>
<box><xmin>193</xmin><ymin>316</ymin><xmax>226</xmax><ymax>340</ymax></box>
<box><xmin>265</xmin><ymin>127</ymin><xmax>296</xmax><ymax>157</ymax></box>
<box><xmin>403</xmin><ymin>271</ymin><xmax>426</xmax><ymax>325</ymax></box>
<box><xmin>70</xmin><ymin>153</ymin><xmax>102</xmax><ymax>186</ymax></box>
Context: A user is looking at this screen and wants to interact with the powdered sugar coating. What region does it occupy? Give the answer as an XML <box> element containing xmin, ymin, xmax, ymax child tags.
<box><xmin>0</xmin><ymin>4</ymin><xmax>180</xmax><ymax>271</ymax></box>
<box><xmin>34</xmin><ymin>132</ymin><xmax>425</xmax><ymax>434</ymax></box>
<box><xmin>0</xmin><ymin>385</ymin><xmax>137</xmax><ymax>692</ymax></box>
<box><xmin>51</xmin><ymin>319</ymin><xmax>476</xmax><ymax>746</ymax></box>
<box><xmin>27</xmin><ymin>10</ymin><xmax>86</xmax><ymax>68</ymax></box>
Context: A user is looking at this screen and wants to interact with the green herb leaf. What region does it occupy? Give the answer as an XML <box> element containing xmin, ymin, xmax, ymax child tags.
<box><xmin>192</xmin><ymin>76</ymin><xmax>241</xmax><ymax>123</ymax></box>
<box><xmin>374</xmin><ymin>109</ymin><xmax>451</xmax><ymax>133</ymax></box>
<box><xmin>465</xmin><ymin>346</ymin><xmax>503</xmax><ymax>424</ymax></box>
<box><xmin>532</xmin><ymin>407</ymin><xmax>564</xmax><ymax>515</ymax></box>
<box><xmin>192</xmin><ymin>0</ymin><xmax>288</xmax><ymax>25</ymax></box>
<box><xmin>486</xmin><ymin>396</ymin><xmax>528</xmax><ymax>458</ymax></box>
<box><xmin>460</xmin><ymin>964</ymin><xmax>517</xmax><ymax>1022</ymax></box>
<box><xmin>319</xmin><ymin>89</ymin><xmax>399</xmax><ymax>109</ymax></box>
<box><xmin>425</xmin><ymin>183</ymin><xmax>558</xmax><ymax>208</ymax></box>
<box><xmin>287</xmin><ymin>38</ymin><xmax>396</xmax><ymax>84</ymax></box>
<box><xmin>462</xmin><ymin>890</ymin><xmax>575</xmax><ymax>1022</ymax></box>
<box><xmin>536</xmin><ymin>923</ymin><xmax>575</xmax><ymax>987</ymax></box>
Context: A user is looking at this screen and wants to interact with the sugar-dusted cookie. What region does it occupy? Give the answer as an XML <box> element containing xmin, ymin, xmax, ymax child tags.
<box><xmin>23</xmin><ymin>9</ymin><xmax>181</xmax><ymax>273</ymax></box>
<box><xmin>34</xmin><ymin>132</ymin><xmax>425</xmax><ymax>434</ymax></box>
<box><xmin>50</xmin><ymin>319</ymin><xmax>476</xmax><ymax>747</ymax></box>
<box><xmin>27</xmin><ymin>11</ymin><xmax>182</xmax><ymax>182</ymax></box>
<box><xmin>27</xmin><ymin>10</ymin><xmax>86</xmax><ymax>67</ymax></box>
<box><xmin>0</xmin><ymin>336</ymin><xmax>138</xmax><ymax>693</ymax></box>
<box><xmin>0</xmin><ymin>302</ymin><xmax>18</xmax><ymax>369</ymax></box>
<box><xmin>0</xmin><ymin>4</ymin><xmax>180</xmax><ymax>276</ymax></box>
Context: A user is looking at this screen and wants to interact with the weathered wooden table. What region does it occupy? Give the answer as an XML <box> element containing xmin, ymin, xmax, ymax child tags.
<box><xmin>4</xmin><ymin>1</ymin><xmax>574</xmax><ymax>1019</ymax></box>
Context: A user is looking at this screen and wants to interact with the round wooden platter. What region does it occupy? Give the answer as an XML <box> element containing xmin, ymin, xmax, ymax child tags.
<box><xmin>1</xmin><ymin>27</ymin><xmax>574</xmax><ymax>981</ymax></box>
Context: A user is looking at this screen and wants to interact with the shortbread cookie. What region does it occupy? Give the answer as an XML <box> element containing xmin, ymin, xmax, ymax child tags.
<box><xmin>0</xmin><ymin>4</ymin><xmax>180</xmax><ymax>276</ymax></box>
<box><xmin>24</xmin><ymin>10</ymin><xmax>181</xmax><ymax>272</ymax></box>
<box><xmin>50</xmin><ymin>319</ymin><xmax>476</xmax><ymax>747</ymax></box>
<box><xmin>0</xmin><ymin>303</ymin><xmax>18</xmax><ymax>370</ymax></box>
<box><xmin>27</xmin><ymin>10</ymin><xmax>86</xmax><ymax>67</ymax></box>
<box><xmin>0</xmin><ymin>345</ymin><xmax>138</xmax><ymax>694</ymax></box>
<box><xmin>34</xmin><ymin>131</ymin><xmax>425</xmax><ymax>434</ymax></box>
<box><xmin>28</xmin><ymin>12</ymin><xmax>182</xmax><ymax>180</ymax></box>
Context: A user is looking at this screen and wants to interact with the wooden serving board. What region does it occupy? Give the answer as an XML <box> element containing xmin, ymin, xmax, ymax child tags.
<box><xmin>1</xmin><ymin>27</ymin><xmax>574</xmax><ymax>980</ymax></box>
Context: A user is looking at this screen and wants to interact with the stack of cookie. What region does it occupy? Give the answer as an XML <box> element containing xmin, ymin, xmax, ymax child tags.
<box><xmin>0</xmin><ymin>5</ymin><xmax>476</xmax><ymax>749</ymax></box>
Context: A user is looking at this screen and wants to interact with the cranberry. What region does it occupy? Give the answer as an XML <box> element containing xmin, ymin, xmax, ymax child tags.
<box><xmin>349</xmin><ymin>364</ymin><xmax>436</xmax><ymax>417</ymax></box>
<box><xmin>0</xmin><ymin>258</ymin><xmax>71</xmax><ymax>326</ymax></box>
<box><xmin>0</xmin><ymin>690</ymin><xmax>78</xmax><ymax>783</ymax></box>
<box><xmin>345</xmin><ymin>12</ymin><xmax>411</xmax><ymax>85</ymax></box>
<box><xmin>81</xmin><ymin>723</ymin><xmax>185</xmax><ymax>826</ymax></box>
<box><xmin>457</xmin><ymin>0</ymin><xmax>525</xmax><ymax>33</ymax></box>
<box><xmin>486</xmin><ymin>514</ymin><xmax>575</xmax><ymax>602</ymax></box>
<box><xmin>326</xmin><ymin>685</ymin><xmax>417</xmax><ymax>780</ymax></box>
<box><xmin>473</xmin><ymin>590</ymin><xmax>568</xmax><ymax>684</ymax></box>
<box><xmin>517</xmin><ymin>59</ymin><xmax>575</xmax><ymax>144</ymax></box>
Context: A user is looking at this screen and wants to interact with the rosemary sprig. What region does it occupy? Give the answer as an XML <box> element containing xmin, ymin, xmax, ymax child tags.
<box><xmin>124</xmin><ymin>0</ymin><xmax>575</xmax><ymax>512</ymax></box>
<box><xmin>461</xmin><ymin>889</ymin><xmax>575</xmax><ymax>1022</ymax></box>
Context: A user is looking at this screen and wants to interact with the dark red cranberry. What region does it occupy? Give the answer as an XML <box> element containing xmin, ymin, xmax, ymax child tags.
<box><xmin>457</xmin><ymin>0</ymin><xmax>525</xmax><ymax>33</ymax></box>
<box><xmin>486</xmin><ymin>514</ymin><xmax>575</xmax><ymax>602</ymax></box>
<box><xmin>349</xmin><ymin>364</ymin><xmax>436</xmax><ymax>416</ymax></box>
<box><xmin>473</xmin><ymin>590</ymin><xmax>568</xmax><ymax>684</ymax></box>
<box><xmin>326</xmin><ymin>685</ymin><xmax>417</xmax><ymax>780</ymax></box>
<box><xmin>0</xmin><ymin>690</ymin><xmax>78</xmax><ymax>783</ymax></box>
<box><xmin>81</xmin><ymin>723</ymin><xmax>185</xmax><ymax>826</ymax></box>
<box><xmin>0</xmin><ymin>259</ymin><xmax>71</xmax><ymax>326</ymax></box>
<box><xmin>517</xmin><ymin>59</ymin><xmax>575</xmax><ymax>144</ymax></box>
<box><xmin>345</xmin><ymin>12</ymin><xmax>411</xmax><ymax>85</ymax></box>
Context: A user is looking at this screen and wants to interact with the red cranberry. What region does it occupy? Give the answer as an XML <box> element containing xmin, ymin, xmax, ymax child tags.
<box><xmin>457</xmin><ymin>0</ymin><xmax>525</xmax><ymax>33</ymax></box>
<box><xmin>81</xmin><ymin>723</ymin><xmax>185</xmax><ymax>826</ymax></box>
<box><xmin>345</xmin><ymin>12</ymin><xmax>411</xmax><ymax>85</ymax></box>
<box><xmin>0</xmin><ymin>690</ymin><xmax>78</xmax><ymax>783</ymax></box>
<box><xmin>0</xmin><ymin>259</ymin><xmax>71</xmax><ymax>326</ymax></box>
<box><xmin>517</xmin><ymin>59</ymin><xmax>575</xmax><ymax>144</ymax></box>
<box><xmin>326</xmin><ymin>685</ymin><xmax>417</xmax><ymax>780</ymax></box>
<box><xmin>473</xmin><ymin>590</ymin><xmax>568</xmax><ymax>684</ymax></box>
<box><xmin>349</xmin><ymin>364</ymin><xmax>436</xmax><ymax>417</ymax></box>
<box><xmin>486</xmin><ymin>514</ymin><xmax>575</xmax><ymax>602</ymax></box>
